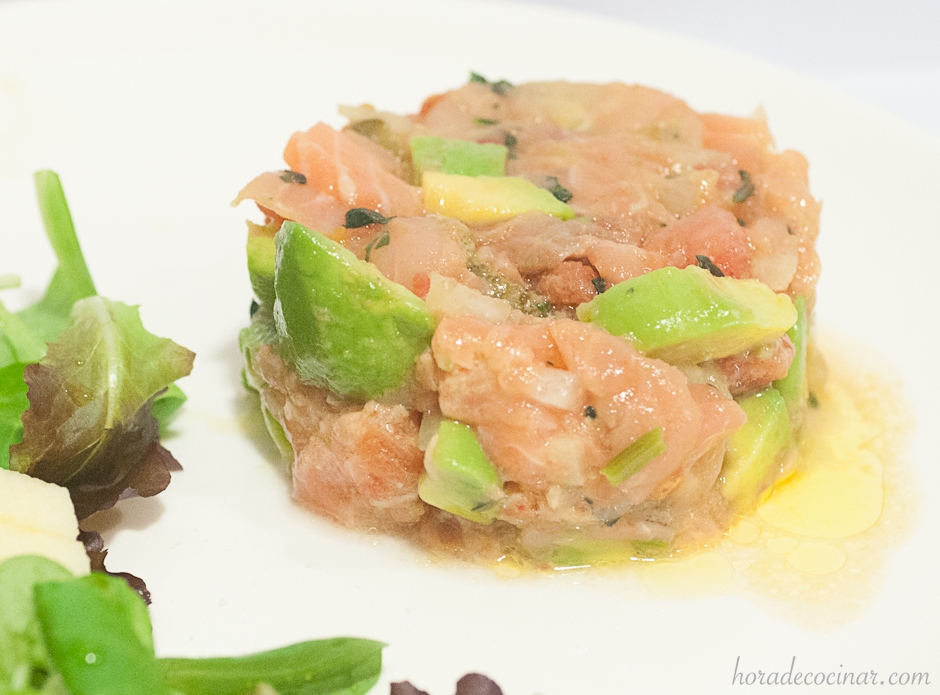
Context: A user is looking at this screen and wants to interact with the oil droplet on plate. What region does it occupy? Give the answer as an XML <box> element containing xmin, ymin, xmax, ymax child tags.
<box><xmin>766</xmin><ymin>537</ymin><xmax>798</xmax><ymax>554</ymax></box>
<box><xmin>787</xmin><ymin>543</ymin><xmax>847</xmax><ymax>575</ymax></box>
<box><xmin>640</xmin><ymin>551</ymin><xmax>733</xmax><ymax>597</ymax></box>
<box><xmin>758</xmin><ymin>379</ymin><xmax>885</xmax><ymax>539</ymax></box>
<box><xmin>729</xmin><ymin>520</ymin><xmax>760</xmax><ymax>544</ymax></box>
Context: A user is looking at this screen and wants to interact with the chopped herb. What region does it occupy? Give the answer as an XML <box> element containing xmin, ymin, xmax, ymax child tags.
<box><xmin>787</xmin><ymin>225</ymin><xmax>795</xmax><ymax>235</ymax></box>
<box><xmin>344</xmin><ymin>208</ymin><xmax>392</xmax><ymax>229</ymax></box>
<box><xmin>591</xmin><ymin>277</ymin><xmax>606</xmax><ymax>294</ymax></box>
<box><xmin>504</xmin><ymin>132</ymin><xmax>517</xmax><ymax>160</ymax></box>
<box><xmin>808</xmin><ymin>391</ymin><xmax>820</xmax><ymax>408</ymax></box>
<box><xmin>465</xmin><ymin>257</ymin><xmax>550</xmax><ymax>316</ymax></box>
<box><xmin>584</xmin><ymin>497</ymin><xmax>594</xmax><ymax>505</ymax></box>
<box><xmin>490</xmin><ymin>80</ymin><xmax>513</xmax><ymax>96</ymax></box>
<box><xmin>732</xmin><ymin>169</ymin><xmax>755</xmax><ymax>203</ymax></box>
<box><xmin>546</xmin><ymin>361</ymin><xmax>554</xmax><ymax>367</ymax></box>
<box><xmin>468</xmin><ymin>72</ymin><xmax>513</xmax><ymax>96</ymax></box>
<box><xmin>695</xmin><ymin>255</ymin><xmax>725</xmax><ymax>278</ymax></box>
<box><xmin>471</xmin><ymin>499</ymin><xmax>497</xmax><ymax>513</ymax></box>
<box><xmin>584</xmin><ymin>405</ymin><xmax>597</xmax><ymax>419</ymax></box>
<box><xmin>475</xmin><ymin>117</ymin><xmax>499</xmax><ymax>126</ymax></box>
<box><xmin>249</xmin><ymin>299</ymin><xmax>259</xmax><ymax>318</ymax></box>
<box><xmin>278</xmin><ymin>170</ymin><xmax>307</xmax><ymax>185</ymax></box>
<box><xmin>605</xmin><ymin>516</ymin><xmax>622</xmax><ymax>528</ymax></box>
<box><xmin>364</xmin><ymin>230</ymin><xmax>390</xmax><ymax>262</ymax></box>
<box><xmin>601</xmin><ymin>428</ymin><xmax>666</xmax><ymax>486</ymax></box>
<box><xmin>737</xmin><ymin>218</ymin><xmax>746</xmax><ymax>227</ymax></box>
<box><xmin>544</xmin><ymin>176</ymin><xmax>572</xmax><ymax>203</ymax></box>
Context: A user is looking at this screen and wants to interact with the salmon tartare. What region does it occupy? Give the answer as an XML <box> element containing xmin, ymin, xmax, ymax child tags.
<box><xmin>237</xmin><ymin>77</ymin><xmax>820</xmax><ymax>565</ymax></box>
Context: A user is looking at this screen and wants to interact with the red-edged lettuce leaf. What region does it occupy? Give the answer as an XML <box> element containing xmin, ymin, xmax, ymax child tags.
<box><xmin>79</xmin><ymin>529</ymin><xmax>154</xmax><ymax>604</ymax></box>
<box><xmin>390</xmin><ymin>675</ymin><xmax>504</xmax><ymax>695</ymax></box>
<box><xmin>9</xmin><ymin>296</ymin><xmax>194</xmax><ymax>519</ymax></box>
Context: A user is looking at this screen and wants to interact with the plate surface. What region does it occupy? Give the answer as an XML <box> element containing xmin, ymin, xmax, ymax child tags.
<box><xmin>2</xmin><ymin>0</ymin><xmax>939</xmax><ymax>692</ymax></box>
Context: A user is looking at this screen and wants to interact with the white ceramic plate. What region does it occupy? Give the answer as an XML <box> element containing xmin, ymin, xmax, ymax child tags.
<box><xmin>2</xmin><ymin>0</ymin><xmax>939</xmax><ymax>692</ymax></box>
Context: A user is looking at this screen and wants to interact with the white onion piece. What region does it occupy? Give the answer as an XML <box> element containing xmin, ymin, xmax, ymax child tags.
<box><xmin>425</xmin><ymin>273</ymin><xmax>512</xmax><ymax>323</ymax></box>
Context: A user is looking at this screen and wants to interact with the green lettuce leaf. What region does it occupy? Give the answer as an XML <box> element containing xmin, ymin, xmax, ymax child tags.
<box><xmin>9</xmin><ymin>297</ymin><xmax>194</xmax><ymax>519</ymax></box>
<box><xmin>1</xmin><ymin>555</ymin><xmax>384</xmax><ymax>695</ymax></box>
<box><xmin>0</xmin><ymin>303</ymin><xmax>47</xmax><ymax>470</ymax></box>
<box><xmin>1</xmin><ymin>170</ymin><xmax>99</xmax><ymax>471</ymax></box>
<box><xmin>0</xmin><ymin>555</ymin><xmax>73</xmax><ymax>694</ymax></box>
<box><xmin>159</xmin><ymin>638</ymin><xmax>384</xmax><ymax>695</ymax></box>
<box><xmin>15</xmin><ymin>171</ymin><xmax>97</xmax><ymax>347</ymax></box>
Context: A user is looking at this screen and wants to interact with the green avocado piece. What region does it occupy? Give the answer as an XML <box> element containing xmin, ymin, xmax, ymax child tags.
<box><xmin>720</xmin><ymin>387</ymin><xmax>792</xmax><ymax>506</ymax></box>
<box><xmin>576</xmin><ymin>265</ymin><xmax>797</xmax><ymax>364</ymax></box>
<box><xmin>273</xmin><ymin>221</ymin><xmax>436</xmax><ymax>400</ymax></box>
<box><xmin>247</xmin><ymin>233</ymin><xmax>276</xmax><ymax>308</ymax></box>
<box><xmin>546</xmin><ymin>538</ymin><xmax>669</xmax><ymax>568</ymax></box>
<box><xmin>410</xmin><ymin>136</ymin><xmax>507</xmax><ymax>180</ymax></box>
<box><xmin>772</xmin><ymin>295</ymin><xmax>808</xmax><ymax>410</ymax></box>
<box><xmin>423</xmin><ymin>172</ymin><xmax>575</xmax><ymax>224</ymax></box>
<box><xmin>418</xmin><ymin>420</ymin><xmax>503</xmax><ymax>524</ymax></box>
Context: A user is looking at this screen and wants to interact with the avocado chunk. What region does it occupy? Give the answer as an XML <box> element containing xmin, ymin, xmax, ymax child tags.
<box><xmin>576</xmin><ymin>265</ymin><xmax>797</xmax><ymax>364</ymax></box>
<box><xmin>418</xmin><ymin>420</ymin><xmax>504</xmax><ymax>524</ymax></box>
<box><xmin>422</xmin><ymin>172</ymin><xmax>575</xmax><ymax>224</ymax></box>
<box><xmin>773</xmin><ymin>294</ymin><xmax>808</xmax><ymax>410</ymax></box>
<box><xmin>546</xmin><ymin>538</ymin><xmax>669</xmax><ymax>568</ymax></box>
<box><xmin>410</xmin><ymin>136</ymin><xmax>507</xmax><ymax>180</ymax></box>
<box><xmin>720</xmin><ymin>387</ymin><xmax>792</xmax><ymax>506</ymax></box>
<box><xmin>247</xmin><ymin>232</ymin><xmax>276</xmax><ymax>307</ymax></box>
<box><xmin>273</xmin><ymin>221</ymin><xmax>436</xmax><ymax>400</ymax></box>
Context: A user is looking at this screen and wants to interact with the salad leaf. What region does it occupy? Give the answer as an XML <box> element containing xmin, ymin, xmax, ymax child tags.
<box><xmin>151</xmin><ymin>383</ymin><xmax>187</xmax><ymax>435</ymax></box>
<box><xmin>1</xmin><ymin>170</ymin><xmax>194</xmax><ymax>520</ymax></box>
<box><xmin>160</xmin><ymin>639</ymin><xmax>384</xmax><ymax>695</ymax></box>
<box><xmin>0</xmin><ymin>555</ymin><xmax>73</xmax><ymax>694</ymax></box>
<box><xmin>0</xmin><ymin>362</ymin><xmax>30</xmax><ymax>471</ymax></box>
<box><xmin>1</xmin><ymin>556</ymin><xmax>385</xmax><ymax>695</ymax></box>
<box><xmin>9</xmin><ymin>297</ymin><xmax>194</xmax><ymax>520</ymax></box>
<box><xmin>2</xmin><ymin>171</ymin><xmax>99</xmax><ymax>471</ymax></box>
<box><xmin>35</xmin><ymin>572</ymin><xmax>171</xmax><ymax>695</ymax></box>
<box><xmin>79</xmin><ymin>530</ymin><xmax>154</xmax><ymax>604</ymax></box>
<box><xmin>15</xmin><ymin>171</ymin><xmax>97</xmax><ymax>346</ymax></box>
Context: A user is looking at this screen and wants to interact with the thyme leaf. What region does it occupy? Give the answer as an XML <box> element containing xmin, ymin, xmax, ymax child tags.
<box><xmin>279</xmin><ymin>170</ymin><xmax>307</xmax><ymax>185</ymax></box>
<box><xmin>468</xmin><ymin>72</ymin><xmax>513</xmax><ymax>96</ymax></box>
<box><xmin>345</xmin><ymin>208</ymin><xmax>392</xmax><ymax>229</ymax></box>
<box><xmin>732</xmin><ymin>169</ymin><xmax>755</xmax><ymax>203</ymax></box>
<box><xmin>591</xmin><ymin>277</ymin><xmax>607</xmax><ymax>294</ymax></box>
<box><xmin>695</xmin><ymin>255</ymin><xmax>725</xmax><ymax>278</ymax></box>
<box><xmin>545</xmin><ymin>176</ymin><xmax>573</xmax><ymax>203</ymax></box>
<box><xmin>364</xmin><ymin>231</ymin><xmax>390</xmax><ymax>262</ymax></box>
